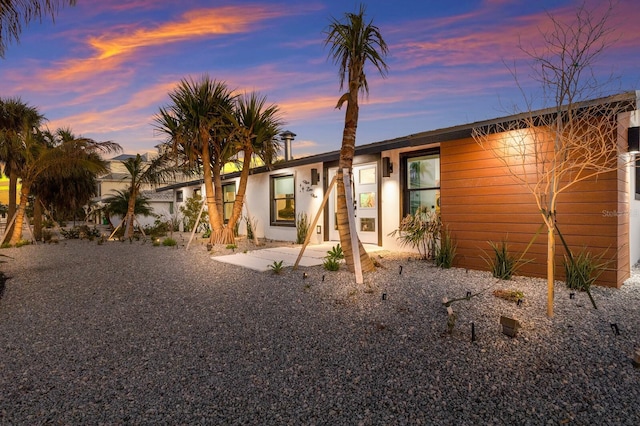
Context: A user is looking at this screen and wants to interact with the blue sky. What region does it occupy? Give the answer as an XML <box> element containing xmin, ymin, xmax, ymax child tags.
<box><xmin>1</xmin><ymin>0</ymin><xmax>638</xmax><ymax>158</ymax></box>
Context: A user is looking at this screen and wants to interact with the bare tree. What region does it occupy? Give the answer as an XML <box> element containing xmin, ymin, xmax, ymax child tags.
<box><xmin>472</xmin><ymin>2</ymin><xmax>632</xmax><ymax>317</ymax></box>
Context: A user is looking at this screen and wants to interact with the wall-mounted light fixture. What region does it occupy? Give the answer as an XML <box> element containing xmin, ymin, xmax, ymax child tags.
<box><xmin>382</xmin><ymin>157</ymin><xmax>393</xmax><ymax>177</ymax></box>
<box><xmin>311</xmin><ymin>168</ymin><xmax>319</xmax><ymax>185</ymax></box>
<box><xmin>629</xmin><ymin>127</ymin><xmax>640</xmax><ymax>154</ymax></box>
<box><xmin>316</xmin><ymin>225</ymin><xmax>322</xmax><ymax>234</ymax></box>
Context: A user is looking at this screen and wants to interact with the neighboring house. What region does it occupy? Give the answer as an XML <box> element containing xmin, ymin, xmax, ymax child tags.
<box><xmin>94</xmin><ymin>151</ymin><xmax>184</xmax><ymax>228</ymax></box>
<box><xmin>157</xmin><ymin>91</ymin><xmax>640</xmax><ymax>288</ymax></box>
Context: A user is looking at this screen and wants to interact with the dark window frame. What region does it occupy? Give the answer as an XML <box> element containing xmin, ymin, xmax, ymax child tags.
<box><xmin>222</xmin><ymin>182</ymin><xmax>236</xmax><ymax>224</ymax></box>
<box><xmin>400</xmin><ymin>148</ymin><xmax>441</xmax><ymax>218</ymax></box>
<box><xmin>176</xmin><ymin>190</ymin><xmax>183</xmax><ymax>202</ymax></box>
<box><xmin>270</xmin><ymin>173</ymin><xmax>296</xmax><ymax>227</ymax></box>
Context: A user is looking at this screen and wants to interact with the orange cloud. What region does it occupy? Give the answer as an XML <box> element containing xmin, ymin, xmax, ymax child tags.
<box><xmin>41</xmin><ymin>5</ymin><xmax>289</xmax><ymax>84</ymax></box>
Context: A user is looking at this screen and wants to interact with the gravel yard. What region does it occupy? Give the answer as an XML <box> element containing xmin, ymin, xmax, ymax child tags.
<box><xmin>1</xmin><ymin>236</ymin><xmax>639</xmax><ymax>424</ymax></box>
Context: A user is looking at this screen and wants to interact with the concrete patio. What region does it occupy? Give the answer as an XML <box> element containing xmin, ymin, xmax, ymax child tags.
<box><xmin>210</xmin><ymin>241</ymin><xmax>384</xmax><ymax>271</ymax></box>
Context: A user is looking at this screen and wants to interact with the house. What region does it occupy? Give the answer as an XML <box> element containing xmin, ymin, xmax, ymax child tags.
<box><xmin>157</xmin><ymin>91</ymin><xmax>640</xmax><ymax>288</ymax></box>
<box><xmin>93</xmin><ymin>152</ymin><xmax>183</xmax><ymax>228</ymax></box>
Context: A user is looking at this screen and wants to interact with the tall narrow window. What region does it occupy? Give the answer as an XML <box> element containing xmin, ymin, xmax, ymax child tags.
<box><xmin>271</xmin><ymin>174</ymin><xmax>295</xmax><ymax>226</ymax></box>
<box><xmin>222</xmin><ymin>182</ymin><xmax>236</xmax><ymax>223</ymax></box>
<box><xmin>176</xmin><ymin>190</ymin><xmax>183</xmax><ymax>202</ymax></box>
<box><xmin>402</xmin><ymin>151</ymin><xmax>440</xmax><ymax>216</ymax></box>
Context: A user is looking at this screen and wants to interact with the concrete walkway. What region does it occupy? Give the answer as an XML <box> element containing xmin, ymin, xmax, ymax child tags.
<box><xmin>211</xmin><ymin>242</ymin><xmax>384</xmax><ymax>271</ymax></box>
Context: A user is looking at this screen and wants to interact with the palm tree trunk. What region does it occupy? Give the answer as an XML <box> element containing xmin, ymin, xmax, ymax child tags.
<box><xmin>33</xmin><ymin>196</ymin><xmax>42</xmax><ymax>241</ymax></box>
<box><xmin>9</xmin><ymin>185</ymin><xmax>30</xmax><ymax>245</ymax></box>
<box><xmin>201</xmin><ymin>146</ymin><xmax>225</xmax><ymax>245</ymax></box>
<box><xmin>124</xmin><ymin>189</ymin><xmax>137</xmax><ymax>238</ymax></box>
<box><xmin>336</xmin><ymin>88</ymin><xmax>374</xmax><ymax>273</ymax></box>
<box><xmin>223</xmin><ymin>146</ymin><xmax>253</xmax><ymax>245</ymax></box>
<box><xmin>5</xmin><ymin>170</ymin><xmax>18</xmax><ymax>238</ymax></box>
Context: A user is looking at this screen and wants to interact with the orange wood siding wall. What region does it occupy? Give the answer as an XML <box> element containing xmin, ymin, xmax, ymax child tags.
<box><xmin>440</xmin><ymin>136</ymin><xmax>629</xmax><ymax>287</ymax></box>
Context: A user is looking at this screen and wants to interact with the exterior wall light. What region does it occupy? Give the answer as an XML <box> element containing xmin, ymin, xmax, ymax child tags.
<box><xmin>628</xmin><ymin>127</ymin><xmax>640</xmax><ymax>154</ymax></box>
<box><xmin>382</xmin><ymin>157</ymin><xmax>393</xmax><ymax>177</ymax></box>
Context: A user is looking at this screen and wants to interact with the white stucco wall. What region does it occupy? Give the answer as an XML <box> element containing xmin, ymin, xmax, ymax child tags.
<box><xmin>623</xmin><ymin>108</ymin><xmax>640</xmax><ymax>265</ymax></box>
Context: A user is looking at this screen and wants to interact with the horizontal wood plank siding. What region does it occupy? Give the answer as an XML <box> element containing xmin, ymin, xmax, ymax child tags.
<box><xmin>440</xmin><ymin>136</ymin><xmax>627</xmax><ymax>287</ymax></box>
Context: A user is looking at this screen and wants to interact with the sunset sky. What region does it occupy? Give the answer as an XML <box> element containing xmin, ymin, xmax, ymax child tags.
<box><xmin>1</xmin><ymin>0</ymin><xmax>638</xmax><ymax>158</ymax></box>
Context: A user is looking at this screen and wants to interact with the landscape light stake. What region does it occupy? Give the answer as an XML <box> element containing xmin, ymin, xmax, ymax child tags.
<box><xmin>570</xmin><ymin>292</ymin><xmax>575</xmax><ymax>299</ymax></box>
<box><xmin>471</xmin><ymin>322</ymin><xmax>476</xmax><ymax>342</ymax></box>
<box><xmin>303</xmin><ymin>272</ymin><xmax>308</xmax><ymax>279</ymax></box>
<box><xmin>466</xmin><ymin>291</ymin><xmax>472</xmax><ymax>299</ymax></box>
<box><xmin>322</xmin><ymin>274</ymin><xmax>325</xmax><ymax>282</ymax></box>
<box><xmin>610</xmin><ymin>323</ymin><xmax>620</xmax><ymax>336</ymax></box>
<box><xmin>399</xmin><ymin>265</ymin><xmax>403</xmax><ymax>275</ymax></box>
<box><xmin>517</xmin><ymin>299</ymin><xmax>523</xmax><ymax>306</ymax></box>
<box><xmin>382</xmin><ymin>293</ymin><xmax>387</xmax><ymax>300</ymax></box>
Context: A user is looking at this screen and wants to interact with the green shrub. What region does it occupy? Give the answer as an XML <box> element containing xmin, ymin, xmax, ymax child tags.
<box><xmin>388</xmin><ymin>207</ymin><xmax>441</xmax><ymax>260</ymax></box>
<box><xmin>268</xmin><ymin>260</ymin><xmax>284</xmax><ymax>274</ymax></box>
<box><xmin>226</xmin><ymin>244</ymin><xmax>237</xmax><ymax>251</ymax></box>
<box><xmin>15</xmin><ymin>240</ymin><xmax>31</xmax><ymax>248</ymax></box>
<box><xmin>434</xmin><ymin>227</ymin><xmax>456</xmax><ymax>268</ymax></box>
<box><xmin>0</xmin><ymin>242</ymin><xmax>11</xmax><ymax>249</ymax></box>
<box><xmin>162</xmin><ymin>237</ymin><xmax>177</xmax><ymax>247</ymax></box>
<box><xmin>295</xmin><ymin>213</ymin><xmax>310</xmax><ymax>244</ymax></box>
<box><xmin>483</xmin><ymin>239</ymin><xmax>531</xmax><ymax>280</ymax></box>
<box><xmin>564</xmin><ymin>248</ymin><xmax>607</xmax><ymax>309</ymax></box>
<box><xmin>326</xmin><ymin>244</ymin><xmax>344</xmax><ymax>261</ymax></box>
<box><xmin>244</xmin><ymin>215</ymin><xmax>257</xmax><ymax>240</ymax></box>
<box><xmin>323</xmin><ymin>257</ymin><xmax>340</xmax><ymax>271</ymax></box>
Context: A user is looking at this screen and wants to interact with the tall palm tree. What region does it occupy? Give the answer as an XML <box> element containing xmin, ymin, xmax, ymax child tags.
<box><xmin>223</xmin><ymin>92</ymin><xmax>283</xmax><ymax>244</ymax></box>
<box><xmin>119</xmin><ymin>153</ymin><xmax>175</xmax><ymax>239</ymax></box>
<box><xmin>0</xmin><ymin>0</ymin><xmax>76</xmax><ymax>57</ymax></box>
<box><xmin>154</xmin><ymin>75</ymin><xmax>237</xmax><ymax>244</ymax></box>
<box><xmin>2</xmin><ymin>124</ymin><xmax>120</xmax><ymax>245</ymax></box>
<box><xmin>0</xmin><ymin>97</ymin><xmax>44</xmax><ymax>236</ymax></box>
<box><xmin>324</xmin><ymin>4</ymin><xmax>388</xmax><ymax>273</ymax></box>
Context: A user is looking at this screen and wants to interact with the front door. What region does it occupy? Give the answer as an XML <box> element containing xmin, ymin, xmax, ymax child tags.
<box><xmin>327</xmin><ymin>162</ymin><xmax>379</xmax><ymax>245</ymax></box>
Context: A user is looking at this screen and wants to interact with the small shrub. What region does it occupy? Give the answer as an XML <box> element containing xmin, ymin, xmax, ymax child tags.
<box><xmin>434</xmin><ymin>227</ymin><xmax>456</xmax><ymax>268</ymax></box>
<box><xmin>388</xmin><ymin>207</ymin><xmax>441</xmax><ymax>260</ymax></box>
<box><xmin>226</xmin><ymin>244</ymin><xmax>237</xmax><ymax>251</ymax></box>
<box><xmin>15</xmin><ymin>240</ymin><xmax>31</xmax><ymax>248</ymax></box>
<box><xmin>483</xmin><ymin>239</ymin><xmax>531</xmax><ymax>280</ymax></box>
<box><xmin>326</xmin><ymin>244</ymin><xmax>344</xmax><ymax>261</ymax></box>
<box><xmin>152</xmin><ymin>239</ymin><xmax>162</xmax><ymax>247</ymax></box>
<box><xmin>564</xmin><ymin>248</ymin><xmax>607</xmax><ymax>309</ymax></box>
<box><xmin>60</xmin><ymin>227</ymin><xmax>80</xmax><ymax>239</ymax></box>
<box><xmin>295</xmin><ymin>213</ymin><xmax>310</xmax><ymax>244</ymax></box>
<box><xmin>268</xmin><ymin>260</ymin><xmax>285</xmax><ymax>274</ymax></box>
<box><xmin>323</xmin><ymin>257</ymin><xmax>340</xmax><ymax>271</ymax></box>
<box><xmin>162</xmin><ymin>237</ymin><xmax>177</xmax><ymax>247</ymax></box>
<box><xmin>0</xmin><ymin>242</ymin><xmax>11</xmax><ymax>249</ymax></box>
<box><xmin>244</xmin><ymin>215</ymin><xmax>257</xmax><ymax>240</ymax></box>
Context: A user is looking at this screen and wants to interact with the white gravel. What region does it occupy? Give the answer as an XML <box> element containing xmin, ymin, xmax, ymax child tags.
<box><xmin>1</xmin><ymin>236</ymin><xmax>639</xmax><ymax>424</ymax></box>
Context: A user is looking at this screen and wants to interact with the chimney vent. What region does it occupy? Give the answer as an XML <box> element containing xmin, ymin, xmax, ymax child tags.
<box><xmin>280</xmin><ymin>130</ymin><xmax>296</xmax><ymax>161</ymax></box>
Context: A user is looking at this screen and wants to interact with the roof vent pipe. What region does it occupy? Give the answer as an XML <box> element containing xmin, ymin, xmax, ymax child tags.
<box><xmin>280</xmin><ymin>130</ymin><xmax>296</xmax><ymax>161</ymax></box>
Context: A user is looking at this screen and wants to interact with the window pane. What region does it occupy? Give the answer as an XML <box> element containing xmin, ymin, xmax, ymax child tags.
<box><xmin>407</xmin><ymin>155</ymin><xmax>439</xmax><ymax>189</ymax></box>
<box><xmin>224</xmin><ymin>203</ymin><xmax>233</xmax><ymax>221</ymax></box>
<box><xmin>274</xmin><ymin>176</ymin><xmax>294</xmax><ymax>197</ymax></box>
<box><xmin>275</xmin><ymin>198</ymin><xmax>295</xmax><ymax>221</ymax></box>
<box><xmin>223</xmin><ymin>184</ymin><xmax>236</xmax><ymax>202</ymax></box>
<box><xmin>409</xmin><ymin>189</ymin><xmax>439</xmax><ymax>216</ymax></box>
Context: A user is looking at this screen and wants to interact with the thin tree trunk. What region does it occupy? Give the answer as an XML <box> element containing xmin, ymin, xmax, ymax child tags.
<box><xmin>6</xmin><ymin>170</ymin><xmax>17</xmax><ymax>238</ymax></box>
<box><xmin>124</xmin><ymin>188</ymin><xmax>137</xmax><ymax>238</ymax></box>
<box><xmin>33</xmin><ymin>195</ymin><xmax>42</xmax><ymax>241</ymax></box>
<box><xmin>547</xmin><ymin>223</ymin><xmax>555</xmax><ymax>318</ymax></box>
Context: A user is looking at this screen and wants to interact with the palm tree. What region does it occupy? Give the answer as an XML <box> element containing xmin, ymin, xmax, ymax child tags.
<box><xmin>324</xmin><ymin>4</ymin><xmax>389</xmax><ymax>273</ymax></box>
<box><xmin>2</xmin><ymin>124</ymin><xmax>120</xmax><ymax>245</ymax></box>
<box><xmin>103</xmin><ymin>189</ymin><xmax>154</xmax><ymax>226</ymax></box>
<box><xmin>119</xmin><ymin>153</ymin><xmax>175</xmax><ymax>239</ymax></box>
<box><xmin>31</xmin><ymin>127</ymin><xmax>109</xmax><ymax>236</ymax></box>
<box><xmin>0</xmin><ymin>0</ymin><xmax>76</xmax><ymax>57</ymax></box>
<box><xmin>223</xmin><ymin>92</ymin><xmax>283</xmax><ymax>243</ymax></box>
<box><xmin>0</xmin><ymin>97</ymin><xmax>44</xmax><ymax>236</ymax></box>
<box><xmin>154</xmin><ymin>75</ymin><xmax>236</xmax><ymax>244</ymax></box>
